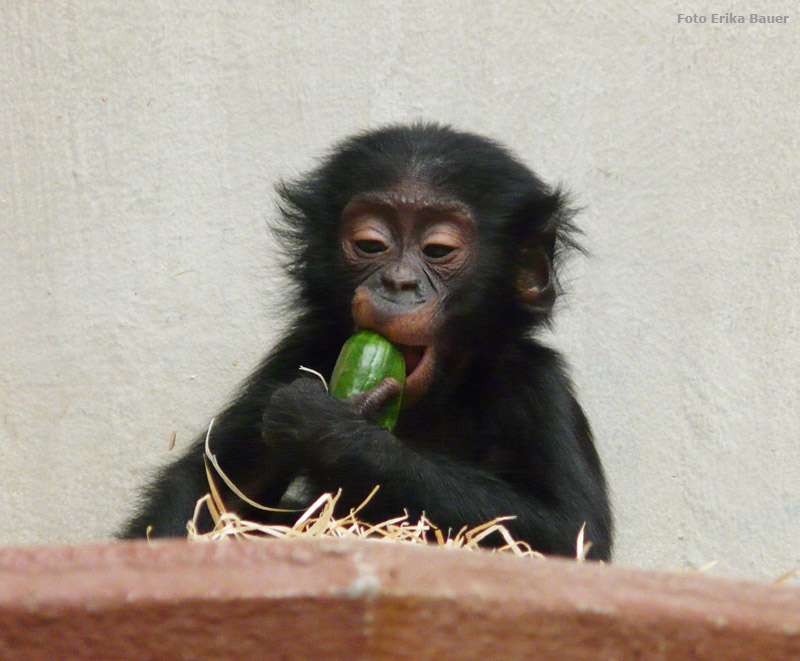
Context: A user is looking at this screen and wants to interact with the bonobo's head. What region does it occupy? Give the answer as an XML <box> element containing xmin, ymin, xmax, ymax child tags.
<box><xmin>278</xmin><ymin>123</ymin><xmax>577</xmax><ymax>406</ymax></box>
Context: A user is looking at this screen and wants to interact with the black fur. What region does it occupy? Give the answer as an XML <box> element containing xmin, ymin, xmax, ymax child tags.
<box><xmin>120</xmin><ymin>123</ymin><xmax>612</xmax><ymax>560</ymax></box>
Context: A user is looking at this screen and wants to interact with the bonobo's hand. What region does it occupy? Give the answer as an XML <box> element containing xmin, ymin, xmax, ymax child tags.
<box><xmin>340</xmin><ymin>376</ymin><xmax>403</xmax><ymax>421</ymax></box>
<box><xmin>261</xmin><ymin>376</ymin><xmax>401</xmax><ymax>468</ymax></box>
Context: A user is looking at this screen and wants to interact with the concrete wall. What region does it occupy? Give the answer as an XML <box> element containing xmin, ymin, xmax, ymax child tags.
<box><xmin>1</xmin><ymin>1</ymin><xmax>798</xmax><ymax>580</ymax></box>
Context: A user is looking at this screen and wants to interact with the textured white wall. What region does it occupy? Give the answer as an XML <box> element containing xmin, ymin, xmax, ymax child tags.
<box><xmin>1</xmin><ymin>1</ymin><xmax>798</xmax><ymax>580</ymax></box>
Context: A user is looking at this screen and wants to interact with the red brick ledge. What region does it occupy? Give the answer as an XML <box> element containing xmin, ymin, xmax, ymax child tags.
<box><xmin>1</xmin><ymin>538</ymin><xmax>798</xmax><ymax>659</ymax></box>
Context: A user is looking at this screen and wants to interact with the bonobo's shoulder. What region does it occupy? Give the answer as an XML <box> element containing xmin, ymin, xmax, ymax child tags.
<box><xmin>497</xmin><ymin>338</ymin><xmax>569</xmax><ymax>373</ymax></box>
<box><xmin>468</xmin><ymin>338</ymin><xmax>576</xmax><ymax>421</ymax></box>
<box><xmin>485</xmin><ymin>338</ymin><xmax>573</xmax><ymax>393</ymax></box>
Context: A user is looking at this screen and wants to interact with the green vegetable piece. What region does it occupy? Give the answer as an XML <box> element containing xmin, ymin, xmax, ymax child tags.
<box><xmin>329</xmin><ymin>330</ymin><xmax>405</xmax><ymax>430</ymax></box>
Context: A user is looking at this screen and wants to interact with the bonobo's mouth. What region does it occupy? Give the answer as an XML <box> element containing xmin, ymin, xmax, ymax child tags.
<box><xmin>352</xmin><ymin>323</ymin><xmax>436</xmax><ymax>407</ymax></box>
<box><xmin>395</xmin><ymin>343</ymin><xmax>434</xmax><ymax>407</ymax></box>
<box><xmin>398</xmin><ymin>344</ymin><xmax>426</xmax><ymax>377</ymax></box>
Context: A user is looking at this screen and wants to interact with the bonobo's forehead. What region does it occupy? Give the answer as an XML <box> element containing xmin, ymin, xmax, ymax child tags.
<box><xmin>317</xmin><ymin>124</ymin><xmax>554</xmax><ymax>237</ymax></box>
<box><xmin>357</xmin><ymin>124</ymin><xmax>544</xmax><ymax>214</ymax></box>
<box><xmin>348</xmin><ymin>178</ymin><xmax>472</xmax><ymax>218</ymax></box>
<box><xmin>330</xmin><ymin>123</ymin><xmax>539</xmax><ymax>196</ymax></box>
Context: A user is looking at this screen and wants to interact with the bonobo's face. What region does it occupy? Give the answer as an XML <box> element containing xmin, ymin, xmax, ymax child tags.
<box><xmin>339</xmin><ymin>180</ymin><xmax>477</xmax><ymax>406</ymax></box>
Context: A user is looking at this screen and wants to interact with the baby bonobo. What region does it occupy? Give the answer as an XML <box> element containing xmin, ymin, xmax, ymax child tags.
<box><xmin>120</xmin><ymin>123</ymin><xmax>613</xmax><ymax>560</ymax></box>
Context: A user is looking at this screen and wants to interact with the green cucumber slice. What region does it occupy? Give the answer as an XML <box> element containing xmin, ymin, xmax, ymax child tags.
<box><xmin>329</xmin><ymin>330</ymin><xmax>405</xmax><ymax>430</ymax></box>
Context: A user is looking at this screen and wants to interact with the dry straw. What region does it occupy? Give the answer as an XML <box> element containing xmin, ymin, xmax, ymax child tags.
<box><xmin>183</xmin><ymin>419</ymin><xmax>597</xmax><ymax>560</ymax></box>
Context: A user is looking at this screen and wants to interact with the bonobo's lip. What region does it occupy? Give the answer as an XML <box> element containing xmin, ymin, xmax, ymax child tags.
<box><xmin>394</xmin><ymin>342</ymin><xmax>434</xmax><ymax>407</ymax></box>
<box><xmin>397</xmin><ymin>344</ymin><xmax>425</xmax><ymax>377</ymax></box>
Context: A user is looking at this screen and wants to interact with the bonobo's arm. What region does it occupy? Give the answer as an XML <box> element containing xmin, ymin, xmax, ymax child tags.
<box><xmin>118</xmin><ymin>331</ymin><xmax>316</xmax><ymax>539</ymax></box>
<box><xmin>118</xmin><ymin>395</ymin><xmax>282</xmax><ymax>539</ymax></box>
<box><xmin>264</xmin><ymin>377</ymin><xmax>612</xmax><ymax>560</ymax></box>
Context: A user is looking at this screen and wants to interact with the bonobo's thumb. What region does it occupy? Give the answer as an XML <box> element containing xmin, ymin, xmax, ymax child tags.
<box><xmin>346</xmin><ymin>377</ymin><xmax>403</xmax><ymax>423</ymax></box>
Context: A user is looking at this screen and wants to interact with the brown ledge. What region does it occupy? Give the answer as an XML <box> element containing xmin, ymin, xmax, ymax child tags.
<box><xmin>0</xmin><ymin>538</ymin><xmax>799</xmax><ymax>659</ymax></box>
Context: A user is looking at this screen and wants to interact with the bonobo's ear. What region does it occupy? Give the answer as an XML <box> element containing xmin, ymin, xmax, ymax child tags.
<box><xmin>514</xmin><ymin>192</ymin><xmax>563</xmax><ymax>314</ymax></box>
<box><xmin>516</xmin><ymin>234</ymin><xmax>556</xmax><ymax>314</ymax></box>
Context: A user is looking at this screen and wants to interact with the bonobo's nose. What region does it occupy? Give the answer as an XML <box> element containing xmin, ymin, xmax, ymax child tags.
<box><xmin>381</xmin><ymin>263</ymin><xmax>421</xmax><ymax>293</ymax></box>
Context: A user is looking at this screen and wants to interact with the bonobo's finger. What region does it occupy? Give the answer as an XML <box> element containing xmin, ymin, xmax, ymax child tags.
<box><xmin>290</xmin><ymin>375</ymin><xmax>328</xmax><ymax>393</ymax></box>
<box><xmin>346</xmin><ymin>377</ymin><xmax>403</xmax><ymax>421</ymax></box>
<box><xmin>265</xmin><ymin>377</ymin><xmax>331</xmax><ymax>432</ymax></box>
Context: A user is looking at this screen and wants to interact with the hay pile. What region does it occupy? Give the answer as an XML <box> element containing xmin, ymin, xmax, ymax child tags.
<box><xmin>188</xmin><ymin>481</ymin><xmax>555</xmax><ymax>559</ymax></box>
<box><xmin>178</xmin><ymin>419</ymin><xmax>593</xmax><ymax>561</ymax></box>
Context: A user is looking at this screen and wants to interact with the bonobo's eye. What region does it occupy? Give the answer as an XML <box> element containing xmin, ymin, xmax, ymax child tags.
<box><xmin>422</xmin><ymin>243</ymin><xmax>456</xmax><ymax>259</ymax></box>
<box><xmin>355</xmin><ymin>239</ymin><xmax>388</xmax><ymax>255</ymax></box>
<box><xmin>342</xmin><ymin>215</ymin><xmax>393</xmax><ymax>262</ymax></box>
<box><xmin>420</xmin><ymin>222</ymin><xmax>469</xmax><ymax>263</ymax></box>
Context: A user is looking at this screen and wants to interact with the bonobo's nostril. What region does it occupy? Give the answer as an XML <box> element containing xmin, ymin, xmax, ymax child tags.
<box><xmin>381</xmin><ymin>264</ymin><xmax>420</xmax><ymax>292</ymax></box>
